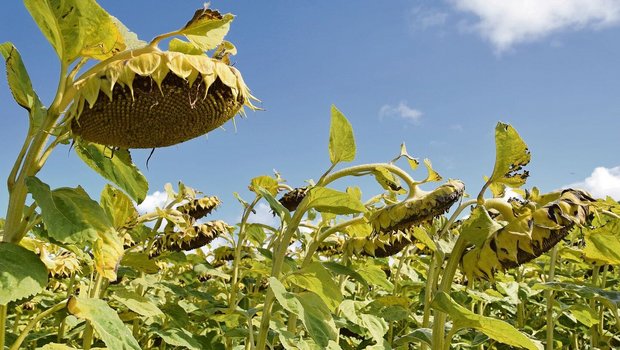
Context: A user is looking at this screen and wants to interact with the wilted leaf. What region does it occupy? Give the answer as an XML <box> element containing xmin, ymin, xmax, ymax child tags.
<box><xmin>305</xmin><ymin>187</ymin><xmax>366</xmax><ymax>215</ymax></box>
<box><xmin>373</xmin><ymin>167</ymin><xmax>403</xmax><ymax>192</ymax></box>
<box><xmin>328</xmin><ymin>105</ymin><xmax>356</xmax><ymax>164</ymax></box>
<box><xmin>26</xmin><ymin>176</ymin><xmax>111</xmax><ymax>244</ymax></box>
<box><xmin>0</xmin><ymin>242</ymin><xmax>48</xmax><ymax>304</ymax></box>
<box><xmin>67</xmin><ymin>296</ymin><xmax>140</xmax><ymax>350</ymax></box>
<box><xmin>179</xmin><ymin>8</ymin><xmax>234</xmax><ymax>51</ymax></box>
<box><xmin>431</xmin><ymin>292</ymin><xmax>542</xmax><ymax>350</ymax></box>
<box><xmin>422</xmin><ymin>158</ymin><xmax>442</xmax><ymax>183</ymax></box>
<box><xmin>488</xmin><ymin>122</ymin><xmax>530</xmax><ymax>189</ymax></box>
<box><xmin>93</xmin><ymin>230</ymin><xmax>124</xmax><ymax>280</ymax></box>
<box><xmin>75</xmin><ymin>143</ymin><xmax>148</xmax><ymax>204</ymax></box>
<box><xmin>459</xmin><ymin>206</ymin><xmax>503</xmax><ymax>247</ymax></box>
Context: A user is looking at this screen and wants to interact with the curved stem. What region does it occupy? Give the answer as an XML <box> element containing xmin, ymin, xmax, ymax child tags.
<box><xmin>301</xmin><ymin>216</ymin><xmax>365</xmax><ymax>268</ymax></box>
<box><xmin>316</xmin><ymin>163</ymin><xmax>419</xmax><ymax>198</ymax></box>
<box><xmin>9</xmin><ymin>300</ymin><xmax>67</xmax><ymax>350</ymax></box>
<box><xmin>436</xmin><ymin>199</ymin><xmax>477</xmax><ymax>240</ymax></box>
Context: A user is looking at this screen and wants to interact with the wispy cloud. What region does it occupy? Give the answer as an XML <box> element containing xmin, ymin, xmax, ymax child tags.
<box><xmin>379</xmin><ymin>101</ymin><xmax>423</xmax><ymax>124</ymax></box>
<box><xmin>247</xmin><ymin>203</ymin><xmax>279</xmax><ymax>227</ymax></box>
<box><xmin>409</xmin><ymin>7</ymin><xmax>449</xmax><ymax>30</ymax></box>
<box><xmin>567</xmin><ymin>166</ymin><xmax>620</xmax><ymax>200</ymax></box>
<box><xmin>451</xmin><ymin>0</ymin><xmax>620</xmax><ymax>52</ymax></box>
<box><xmin>136</xmin><ymin>191</ymin><xmax>169</xmax><ymax>214</ymax></box>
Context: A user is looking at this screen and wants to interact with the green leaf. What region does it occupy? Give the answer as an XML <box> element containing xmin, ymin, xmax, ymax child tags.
<box><xmin>488</xmin><ymin>122</ymin><xmax>530</xmax><ymax>188</ymax></box>
<box><xmin>110</xmin><ymin>16</ymin><xmax>146</xmax><ymax>51</ymax></box>
<box><xmin>0</xmin><ymin>242</ymin><xmax>48</xmax><ymax>304</ymax></box>
<box><xmin>249</xmin><ymin>175</ymin><xmax>280</xmax><ymax>196</ymax></box>
<box><xmin>583</xmin><ymin>218</ymin><xmax>620</xmax><ymax>265</ymax></box>
<box><xmin>328</xmin><ymin>105</ymin><xmax>356</xmax><ymax>164</ymax></box>
<box><xmin>75</xmin><ymin>143</ymin><xmax>148</xmax><ymax>204</ymax></box>
<box><xmin>358</xmin><ymin>313</ymin><xmax>388</xmax><ymax>342</ymax></box>
<box><xmin>154</xmin><ymin>328</ymin><xmax>203</xmax><ymax>350</ymax></box>
<box><xmin>373</xmin><ymin>167</ymin><xmax>404</xmax><ymax>193</ymax></box>
<box><xmin>534</xmin><ymin>282</ymin><xmax>620</xmax><ymax>308</ymax></box>
<box><xmin>411</xmin><ymin>227</ymin><xmax>437</xmax><ymax>252</ymax></box>
<box><xmin>288</xmin><ymin>262</ymin><xmax>342</xmax><ymax>311</ymax></box>
<box><xmin>111</xmin><ymin>289</ymin><xmax>163</xmax><ymax>317</ymax></box>
<box><xmin>568</xmin><ymin>304</ymin><xmax>599</xmax><ymax>328</ymax></box>
<box><xmin>245</xmin><ymin>224</ymin><xmax>267</xmax><ymax>247</ymax></box>
<box><xmin>179</xmin><ymin>8</ymin><xmax>234</xmax><ymax>52</ymax></box>
<box><xmin>255</xmin><ymin>186</ymin><xmax>290</xmax><ymax>220</ymax></box>
<box><xmin>394</xmin><ymin>329</ymin><xmax>432</xmax><ymax>347</ymax></box>
<box><xmin>93</xmin><ymin>230</ymin><xmax>124</xmax><ymax>280</ymax></box>
<box><xmin>26</xmin><ymin>176</ymin><xmax>111</xmax><ymax>244</ymax></box>
<box><xmin>24</xmin><ymin>0</ymin><xmax>125</xmax><ymax>63</ymax></box>
<box><xmin>100</xmin><ymin>184</ymin><xmax>138</xmax><ymax>230</ymax></box>
<box><xmin>305</xmin><ymin>187</ymin><xmax>366</xmax><ymax>215</ymax></box>
<box><xmin>269</xmin><ymin>278</ymin><xmax>337</xmax><ymax>347</ymax></box>
<box><xmin>121</xmin><ymin>252</ymin><xmax>159</xmax><ymax>274</ymax></box>
<box><xmin>0</xmin><ymin>42</ymin><xmax>40</xmax><ymax>110</ymax></box>
<box><xmin>459</xmin><ymin>206</ymin><xmax>502</xmax><ymax>247</ymax></box>
<box><xmin>67</xmin><ymin>296</ymin><xmax>141</xmax><ymax>350</ymax></box>
<box><xmin>321</xmin><ymin>261</ymin><xmax>368</xmax><ymax>288</ymax></box>
<box><xmin>353</xmin><ymin>260</ymin><xmax>393</xmax><ymax>292</ymax></box>
<box><xmin>431</xmin><ymin>292</ymin><xmax>542</xmax><ymax>350</ymax></box>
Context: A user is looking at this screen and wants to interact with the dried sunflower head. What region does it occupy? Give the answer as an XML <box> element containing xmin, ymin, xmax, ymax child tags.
<box><xmin>70</xmin><ymin>50</ymin><xmax>256</xmax><ymax>148</ymax></box>
<box><xmin>177</xmin><ymin>196</ymin><xmax>221</xmax><ymax>220</ymax></box>
<box><xmin>150</xmin><ymin>220</ymin><xmax>232</xmax><ymax>257</ymax></box>
<box><xmin>369</xmin><ymin>180</ymin><xmax>465</xmax><ymax>233</ymax></box>
<box><xmin>278</xmin><ymin>187</ymin><xmax>309</xmax><ymax>212</ymax></box>
<box><xmin>462</xmin><ymin>188</ymin><xmax>594</xmax><ymax>280</ymax></box>
<box><xmin>40</xmin><ymin>247</ymin><xmax>81</xmax><ymax>278</ymax></box>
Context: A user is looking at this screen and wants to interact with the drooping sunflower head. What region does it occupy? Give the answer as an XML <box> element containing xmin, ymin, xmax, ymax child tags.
<box><xmin>177</xmin><ymin>196</ymin><xmax>221</xmax><ymax>220</ymax></box>
<box><xmin>70</xmin><ymin>50</ymin><xmax>257</xmax><ymax>148</ymax></box>
<box><xmin>150</xmin><ymin>220</ymin><xmax>232</xmax><ymax>257</ymax></box>
<box><xmin>67</xmin><ymin>7</ymin><xmax>258</xmax><ymax>149</ymax></box>
<box><xmin>278</xmin><ymin>187</ymin><xmax>310</xmax><ymax>212</ymax></box>
<box><xmin>369</xmin><ymin>180</ymin><xmax>465</xmax><ymax>233</ymax></box>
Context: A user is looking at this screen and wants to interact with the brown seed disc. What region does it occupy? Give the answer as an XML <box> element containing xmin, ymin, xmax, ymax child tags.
<box><xmin>71</xmin><ymin>73</ymin><xmax>244</xmax><ymax>148</ymax></box>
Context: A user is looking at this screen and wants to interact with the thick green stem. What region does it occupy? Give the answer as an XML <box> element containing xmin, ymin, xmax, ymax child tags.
<box><xmin>0</xmin><ymin>304</ymin><xmax>6</xmax><ymax>350</ymax></box>
<box><xmin>3</xmin><ymin>63</ymin><xmax>68</xmax><ymax>243</ymax></box>
<box><xmin>255</xmin><ymin>206</ymin><xmax>306</xmax><ymax>350</ymax></box>
<box><xmin>9</xmin><ymin>300</ymin><xmax>67</xmax><ymax>350</ymax></box>
<box><xmin>431</xmin><ymin>236</ymin><xmax>468</xmax><ymax>350</ymax></box>
<box><xmin>545</xmin><ymin>246</ymin><xmax>559</xmax><ymax>350</ymax></box>
<box><xmin>422</xmin><ymin>253</ymin><xmax>440</xmax><ymax>350</ymax></box>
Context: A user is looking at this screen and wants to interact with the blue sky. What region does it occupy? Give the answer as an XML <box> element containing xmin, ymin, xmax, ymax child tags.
<box><xmin>1</xmin><ymin>1</ymin><xmax>619</xmax><ymax>225</ymax></box>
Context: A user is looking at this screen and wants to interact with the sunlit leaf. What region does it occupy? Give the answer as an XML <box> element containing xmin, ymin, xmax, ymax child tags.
<box><xmin>75</xmin><ymin>143</ymin><xmax>148</xmax><ymax>204</ymax></box>
<box><xmin>568</xmin><ymin>304</ymin><xmax>599</xmax><ymax>328</ymax></box>
<box><xmin>111</xmin><ymin>289</ymin><xmax>163</xmax><ymax>318</ymax></box>
<box><xmin>93</xmin><ymin>230</ymin><xmax>124</xmax><ymax>280</ymax></box>
<box><xmin>154</xmin><ymin>328</ymin><xmax>202</xmax><ymax>350</ymax></box>
<box><xmin>328</xmin><ymin>105</ymin><xmax>356</xmax><ymax>164</ymax></box>
<box><xmin>421</xmin><ymin>158</ymin><xmax>442</xmax><ymax>183</ymax></box>
<box><xmin>373</xmin><ymin>166</ymin><xmax>404</xmax><ymax>192</ymax></box>
<box><xmin>24</xmin><ymin>0</ymin><xmax>125</xmax><ymax>63</ymax></box>
<box><xmin>431</xmin><ymin>292</ymin><xmax>542</xmax><ymax>350</ymax></box>
<box><xmin>269</xmin><ymin>278</ymin><xmax>337</xmax><ymax>347</ymax></box>
<box><xmin>353</xmin><ymin>260</ymin><xmax>393</xmax><ymax>291</ymax></box>
<box><xmin>121</xmin><ymin>252</ymin><xmax>159</xmax><ymax>274</ymax></box>
<box><xmin>26</xmin><ymin>176</ymin><xmax>111</xmax><ymax>244</ymax></box>
<box><xmin>249</xmin><ymin>175</ymin><xmax>279</xmax><ymax>196</ymax></box>
<box><xmin>321</xmin><ymin>261</ymin><xmax>368</xmax><ymax>288</ymax></box>
<box><xmin>0</xmin><ymin>242</ymin><xmax>48</xmax><ymax>304</ymax></box>
<box><xmin>583</xmin><ymin>218</ymin><xmax>620</xmax><ymax>265</ymax></box>
<box><xmin>100</xmin><ymin>184</ymin><xmax>138</xmax><ymax>230</ymax></box>
<box><xmin>0</xmin><ymin>42</ymin><xmax>41</xmax><ymax>111</ymax></box>
<box><xmin>67</xmin><ymin>296</ymin><xmax>140</xmax><ymax>349</ymax></box>
<box><xmin>288</xmin><ymin>262</ymin><xmax>342</xmax><ymax>311</ymax></box>
<box><xmin>488</xmin><ymin>122</ymin><xmax>530</xmax><ymax>189</ymax></box>
<box><xmin>411</xmin><ymin>227</ymin><xmax>437</xmax><ymax>252</ymax></box>
<box><xmin>179</xmin><ymin>8</ymin><xmax>234</xmax><ymax>51</ymax></box>
<box><xmin>305</xmin><ymin>187</ymin><xmax>366</xmax><ymax>215</ymax></box>
<box><xmin>168</xmin><ymin>38</ymin><xmax>203</xmax><ymax>55</ymax></box>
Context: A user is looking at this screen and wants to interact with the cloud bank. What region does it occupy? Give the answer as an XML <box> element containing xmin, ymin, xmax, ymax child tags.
<box><xmin>451</xmin><ymin>0</ymin><xmax>620</xmax><ymax>52</ymax></box>
<box><xmin>568</xmin><ymin>166</ymin><xmax>620</xmax><ymax>200</ymax></box>
<box><xmin>379</xmin><ymin>101</ymin><xmax>423</xmax><ymax>124</ymax></box>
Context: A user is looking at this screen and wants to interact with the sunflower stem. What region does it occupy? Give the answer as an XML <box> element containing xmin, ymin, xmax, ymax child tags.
<box><xmin>545</xmin><ymin>245</ymin><xmax>559</xmax><ymax>350</ymax></box>
<box><xmin>9</xmin><ymin>300</ymin><xmax>67</xmax><ymax>350</ymax></box>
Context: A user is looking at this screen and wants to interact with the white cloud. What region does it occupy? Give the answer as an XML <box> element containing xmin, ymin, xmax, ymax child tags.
<box><xmin>410</xmin><ymin>7</ymin><xmax>449</xmax><ymax>30</ymax></box>
<box><xmin>568</xmin><ymin>166</ymin><xmax>620</xmax><ymax>200</ymax></box>
<box><xmin>247</xmin><ymin>203</ymin><xmax>279</xmax><ymax>227</ymax></box>
<box><xmin>451</xmin><ymin>0</ymin><xmax>620</xmax><ymax>52</ymax></box>
<box><xmin>379</xmin><ymin>102</ymin><xmax>423</xmax><ymax>124</ymax></box>
<box><xmin>136</xmin><ymin>191</ymin><xmax>169</xmax><ymax>214</ymax></box>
